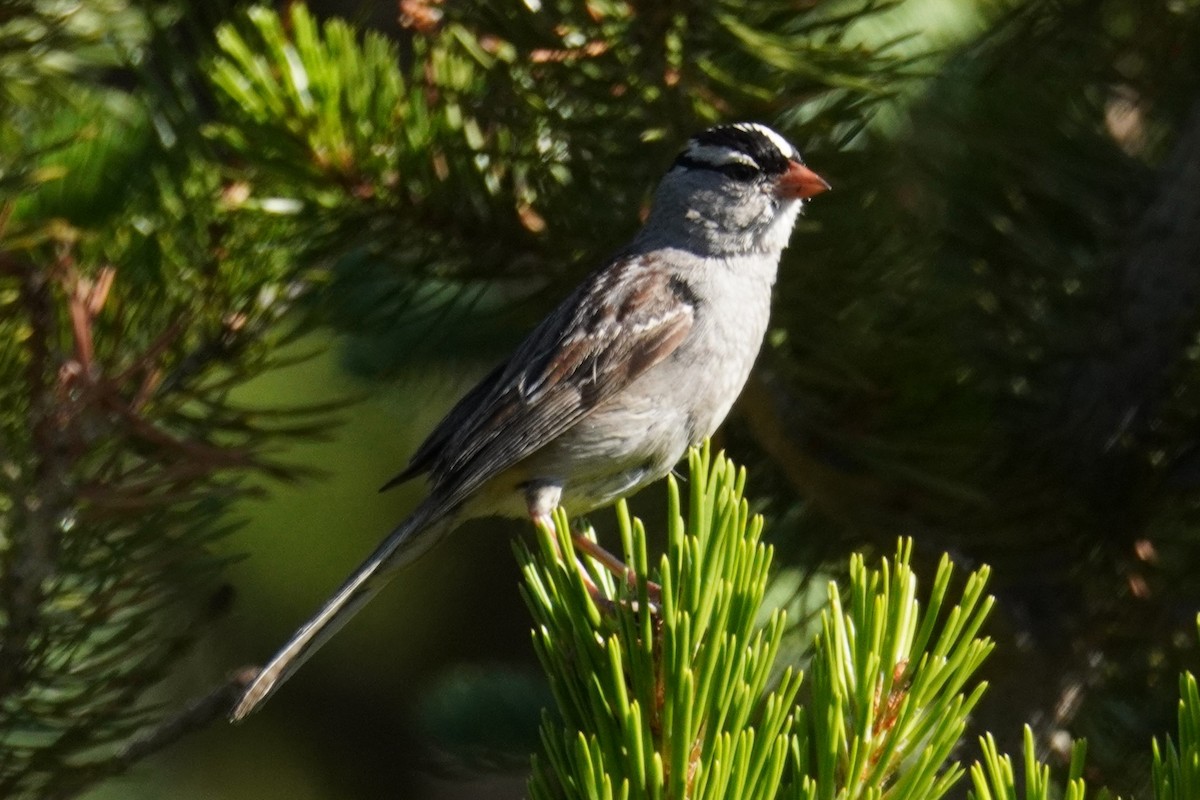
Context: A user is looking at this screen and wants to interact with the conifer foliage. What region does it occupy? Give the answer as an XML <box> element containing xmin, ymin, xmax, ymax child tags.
<box><xmin>2</xmin><ymin>0</ymin><xmax>1200</xmax><ymax>798</ymax></box>
<box><xmin>518</xmin><ymin>447</ymin><xmax>999</xmax><ymax>800</ymax></box>
<box><xmin>0</xmin><ymin>2</ymin><xmax>326</xmax><ymax>795</ymax></box>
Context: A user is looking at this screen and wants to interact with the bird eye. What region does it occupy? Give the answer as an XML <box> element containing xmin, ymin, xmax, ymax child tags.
<box><xmin>720</xmin><ymin>163</ymin><xmax>759</xmax><ymax>182</ymax></box>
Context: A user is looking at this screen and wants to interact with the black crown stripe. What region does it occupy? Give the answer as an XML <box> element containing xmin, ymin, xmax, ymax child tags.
<box><xmin>674</xmin><ymin>154</ymin><xmax>761</xmax><ymax>182</ymax></box>
<box><xmin>685</xmin><ymin>125</ymin><xmax>792</xmax><ymax>176</ymax></box>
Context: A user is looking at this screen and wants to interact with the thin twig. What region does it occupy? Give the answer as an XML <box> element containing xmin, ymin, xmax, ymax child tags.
<box><xmin>116</xmin><ymin>669</ymin><xmax>258</xmax><ymax>767</ymax></box>
<box><xmin>45</xmin><ymin>669</ymin><xmax>259</xmax><ymax>800</ymax></box>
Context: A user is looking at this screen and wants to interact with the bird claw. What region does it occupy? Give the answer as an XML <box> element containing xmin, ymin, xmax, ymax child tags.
<box><xmin>569</xmin><ymin>529</ymin><xmax>661</xmax><ymax>613</ymax></box>
<box><xmin>533</xmin><ymin>513</ymin><xmax>660</xmax><ymax>613</ymax></box>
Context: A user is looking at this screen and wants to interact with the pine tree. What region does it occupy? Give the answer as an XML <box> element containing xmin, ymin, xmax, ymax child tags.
<box><xmin>3</xmin><ymin>1</ymin><xmax>1200</xmax><ymax>798</ymax></box>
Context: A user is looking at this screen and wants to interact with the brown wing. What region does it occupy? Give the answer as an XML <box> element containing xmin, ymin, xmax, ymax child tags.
<box><xmin>407</xmin><ymin>253</ymin><xmax>695</xmax><ymax>516</ymax></box>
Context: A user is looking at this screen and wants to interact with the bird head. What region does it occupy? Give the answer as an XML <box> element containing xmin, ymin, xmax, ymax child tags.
<box><xmin>641</xmin><ymin>122</ymin><xmax>830</xmax><ymax>257</ymax></box>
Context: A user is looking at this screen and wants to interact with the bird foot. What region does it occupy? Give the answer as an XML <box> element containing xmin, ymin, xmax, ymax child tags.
<box><xmin>569</xmin><ymin>530</ymin><xmax>662</xmax><ymax>611</ymax></box>
<box><xmin>532</xmin><ymin>511</ymin><xmax>660</xmax><ymax>613</ymax></box>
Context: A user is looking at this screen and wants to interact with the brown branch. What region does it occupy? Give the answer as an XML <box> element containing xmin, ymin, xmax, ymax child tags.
<box><xmin>45</xmin><ymin>669</ymin><xmax>258</xmax><ymax>800</ymax></box>
<box><xmin>98</xmin><ymin>391</ymin><xmax>257</xmax><ymax>469</ymax></box>
<box><xmin>110</xmin><ymin>317</ymin><xmax>186</xmax><ymax>387</ymax></box>
<box><xmin>66</xmin><ymin>278</ymin><xmax>95</xmax><ymax>375</ymax></box>
<box><xmin>62</xmin><ymin>265</ymin><xmax>116</xmax><ymax>376</ymax></box>
<box><xmin>0</xmin><ymin>255</ymin><xmax>67</xmax><ymax>699</ymax></box>
<box><xmin>76</xmin><ymin>469</ymin><xmax>263</xmax><ymax>512</ymax></box>
<box><xmin>116</xmin><ymin>670</ymin><xmax>257</xmax><ymax>766</ymax></box>
<box><xmin>84</xmin><ymin>265</ymin><xmax>115</xmax><ymax>316</ymax></box>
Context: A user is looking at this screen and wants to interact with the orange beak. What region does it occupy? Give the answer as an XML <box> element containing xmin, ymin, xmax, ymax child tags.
<box><xmin>775</xmin><ymin>160</ymin><xmax>831</xmax><ymax>200</ymax></box>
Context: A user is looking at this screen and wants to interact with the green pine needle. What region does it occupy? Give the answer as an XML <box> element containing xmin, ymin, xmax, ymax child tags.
<box><xmin>969</xmin><ymin>726</ymin><xmax>1094</xmax><ymax>800</ymax></box>
<box><xmin>804</xmin><ymin>541</ymin><xmax>994</xmax><ymax>800</ymax></box>
<box><xmin>1151</xmin><ymin>615</ymin><xmax>1200</xmax><ymax>800</ymax></box>
<box><xmin>519</xmin><ymin>445</ymin><xmax>801</xmax><ymax>800</ymax></box>
<box><xmin>519</xmin><ymin>445</ymin><xmax>998</xmax><ymax>800</ymax></box>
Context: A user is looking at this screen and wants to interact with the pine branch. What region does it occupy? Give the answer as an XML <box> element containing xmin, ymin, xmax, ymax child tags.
<box><xmin>203</xmin><ymin>2</ymin><xmax>916</xmax><ymax>378</ymax></box>
<box><xmin>966</xmin><ymin>615</ymin><xmax>1200</xmax><ymax>800</ymax></box>
<box><xmin>521</xmin><ymin>449</ymin><xmax>1200</xmax><ymax>800</ymax></box>
<box><xmin>521</xmin><ymin>446</ymin><xmax>802</xmax><ymax>800</ymax></box>
<box><xmin>0</xmin><ymin>4</ymin><xmax>338</xmax><ymax>795</ymax></box>
<box><xmin>0</xmin><ymin>254</ymin><xmax>64</xmax><ymax>704</ymax></box>
<box><xmin>797</xmin><ymin>543</ymin><xmax>994</xmax><ymax>799</ymax></box>
<box><xmin>520</xmin><ymin>446</ymin><xmax>996</xmax><ymax>799</ymax></box>
<box><xmin>1151</xmin><ymin>616</ymin><xmax>1200</xmax><ymax>800</ymax></box>
<box><xmin>969</xmin><ymin>726</ymin><xmax>1096</xmax><ymax>800</ymax></box>
<box><xmin>4</xmin><ymin>2</ymin><xmax>1198</xmax><ymax>795</ymax></box>
<box><xmin>39</xmin><ymin>670</ymin><xmax>256</xmax><ymax>800</ymax></box>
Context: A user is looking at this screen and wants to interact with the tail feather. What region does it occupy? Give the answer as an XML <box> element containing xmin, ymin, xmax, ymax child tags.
<box><xmin>231</xmin><ymin>508</ymin><xmax>448</xmax><ymax>721</ymax></box>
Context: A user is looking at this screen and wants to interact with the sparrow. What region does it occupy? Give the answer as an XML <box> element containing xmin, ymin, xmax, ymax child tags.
<box><xmin>231</xmin><ymin>122</ymin><xmax>829</xmax><ymax>720</ymax></box>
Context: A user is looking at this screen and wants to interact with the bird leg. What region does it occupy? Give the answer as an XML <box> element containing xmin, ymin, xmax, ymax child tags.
<box><xmin>531</xmin><ymin>511</ymin><xmax>606</xmax><ymax>601</ymax></box>
<box><xmin>525</xmin><ymin>485</ymin><xmax>659</xmax><ymax>611</ymax></box>
<box><xmin>567</xmin><ymin>520</ymin><xmax>661</xmax><ymax>611</ymax></box>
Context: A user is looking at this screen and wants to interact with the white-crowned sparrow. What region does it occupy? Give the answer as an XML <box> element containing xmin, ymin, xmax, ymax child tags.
<box><xmin>231</xmin><ymin>122</ymin><xmax>828</xmax><ymax>720</ymax></box>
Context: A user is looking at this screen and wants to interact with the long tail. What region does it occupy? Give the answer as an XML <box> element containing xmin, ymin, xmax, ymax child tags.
<box><xmin>230</xmin><ymin>505</ymin><xmax>449</xmax><ymax>721</ymax></box>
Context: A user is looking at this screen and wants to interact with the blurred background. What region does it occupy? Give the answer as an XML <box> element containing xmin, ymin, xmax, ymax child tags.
<box><xmin>2</xmin><ymin>0</ymin><xmax>1200</xmax><ymax>797</ymax></box>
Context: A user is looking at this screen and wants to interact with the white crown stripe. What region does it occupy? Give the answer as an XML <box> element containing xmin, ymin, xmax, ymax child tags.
<box><xmin>683</xmin><ymin>143</ymin><xmax>761</xmax><ymax>169</ymax></box>
<box><xmin>732</xmin><ymin>122</ymin><xmax>796</xmax><ymax>159</ymax></box>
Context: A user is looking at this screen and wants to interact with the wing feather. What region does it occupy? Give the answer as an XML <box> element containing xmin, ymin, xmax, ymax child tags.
<box><xmin>405</xmin><ymin>253</ymin><xmax>695</xmax><ymax>513</ymax></box>
<box><xmin>379</xmin><ymin>359</ymin><xmax>509</xmax><ymax>491</ymax></box>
